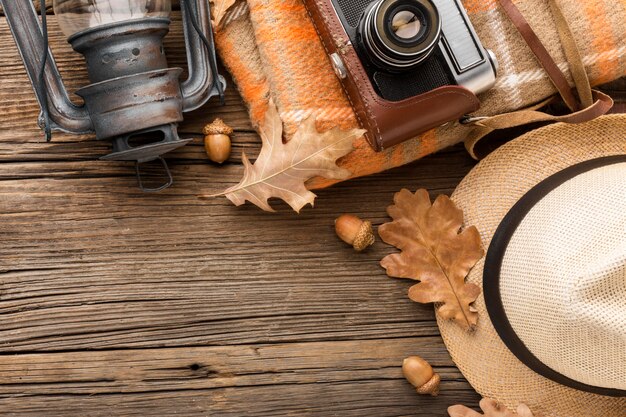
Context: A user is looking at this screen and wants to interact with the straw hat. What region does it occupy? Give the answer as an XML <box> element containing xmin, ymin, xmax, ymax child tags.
<box><xmin>439</xmin><ymin>115</ymin><xmax>626</xmax><ymax>416</ymax></box>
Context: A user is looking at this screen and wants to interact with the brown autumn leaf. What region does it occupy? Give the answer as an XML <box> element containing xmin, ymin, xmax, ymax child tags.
<box><xmin>449</xmin><ymin>398</ymin><xmax>542</xmax><ymax>417</ymax></box>
<box><xmin>209</xmin><ymin>0</ymin><xmax>238</xmax><ymax>28</ymax></box>
<box><xmin>379</xmin><ymin>189</ymin><xmax>484</xmax><ymax>330</ymax></box>
<box><xmin>203</xmin><ymin>101</ymin><xmax>364</xmax><ymax>212</ymax></box>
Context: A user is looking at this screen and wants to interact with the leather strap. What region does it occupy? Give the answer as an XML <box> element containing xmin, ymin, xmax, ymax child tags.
<box><xmin>465</xmin><ymin>0</ymin><xmax>615</xmax><ymax>159</ymax></box>
<box><xmin>476</xmin><ymin>90</ymin><xmax>612</xmax><ymax>130</ymax></box>
<box><xmin>466</xmin><ymin>90</ymin><xmax>614</xmax><ymax>158</ymax></box>
<box><xmin>497</xmin><ymin>0</ymin><xmax>580</xmax><ymax>111</ymax></box>
<box><xmin>547</xmin><ymin>0</ymin><xmax>593</xmax><ymax>108</ymax></box>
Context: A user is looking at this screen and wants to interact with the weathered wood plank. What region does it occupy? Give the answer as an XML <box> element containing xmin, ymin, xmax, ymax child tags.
<box><xmin>0</xmin><ymin>383</ymin><xmax>479</xmax><ymax>417</ymax></box>
<box><xmin>0</xmin><ymin>133</ymin><xmax>260</xmax><ymax>164</ymax></box>
<box><xmin>0</xmin><ymin>147</ymin><xmax>475</xmax><ymax>352</ymax></box>
<box><xmin>0</xmin><ymin>338</ymin><xmax>480</xmax><ymax>416</ymax></box>
<box><xmin>0</xmin><ymin>338</ymin><xmax>461</xmax><ymax>395</ymax></box>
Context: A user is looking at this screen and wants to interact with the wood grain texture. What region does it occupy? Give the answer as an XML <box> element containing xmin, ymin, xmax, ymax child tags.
<box><xmin>0</xmin><ymin>339</ymin><xmax>480</xmax><ymax>416</ymax></box>
<box><xmin>0</xmin><ymin>338</ymin><xmax>467</xmax><ymax>394</ymax></box>
<box><xmin>0</xmin><ymin>11</ymin><xmax>482</xmax><ymax>417</ymax></box>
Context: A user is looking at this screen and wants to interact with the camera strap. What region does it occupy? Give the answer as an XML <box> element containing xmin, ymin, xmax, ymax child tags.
<box><xmin>464</xmin><ymin>0</ymin><xmax>615</xmax><ymax>160</ymax></box>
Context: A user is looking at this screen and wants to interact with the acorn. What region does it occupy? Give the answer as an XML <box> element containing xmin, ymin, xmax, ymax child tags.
<box><xmin>203</xmin><ymin>118</ymin><xmax>233</xmax><ymax>164</ymax></box>
<box><xmin>335</xmin><ymin>214</ymin><xmax>375</xmax><ymax>252</ymax></box>
<box><xmin>402</xmin><ymin>356</ymin><xmax>440</xmax><ymax>396</ymax></box>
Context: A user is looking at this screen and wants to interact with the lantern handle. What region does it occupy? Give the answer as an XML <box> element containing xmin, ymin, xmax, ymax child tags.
<box><xmin>0</xmin><ymin>0</ymin><xmax>93</xmax><ymax>136</ymax></box>
<box><xmin>180</xmin><ymin>0</ymin><xmax>226</xmax><ymax>112</ymax></box>
<box><xmin>135</xmin><ymin>157</ymin><xmax>174</xmax><ymax>193</ymax></box>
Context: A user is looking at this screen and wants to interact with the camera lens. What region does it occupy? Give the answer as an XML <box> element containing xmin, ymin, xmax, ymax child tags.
<box><xmin>390</xmin><ymin>10</ymin><xmax>422</xmax><ymax>41</ymax></box>
<box><xmin>359</xmin><ymin>0</ymin><xmax>441</xmax><ymax>71</ymax></box>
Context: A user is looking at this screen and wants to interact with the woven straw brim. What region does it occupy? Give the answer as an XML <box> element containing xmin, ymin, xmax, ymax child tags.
<box><xmin>440</xmin><ymin>115</ymin><xmax>626</xmax><ymax>417</ymax></box>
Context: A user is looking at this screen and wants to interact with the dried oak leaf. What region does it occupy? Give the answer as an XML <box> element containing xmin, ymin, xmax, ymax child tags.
<box><xmin>206</xmin><ymin>101</ymin><xmax>364</xmax><ymax>212</ymax></box>
<box><xmin>379</xmin><ymin>189</ymin><xmax>483</xmax><ymax>330</ymax></box>
<box><xmin>209</xmin><ymin>0</ymin><xmax>238</xmax><ymax>28</ymax></box>
<box><xmin>449</xmin><ymin>398</ymin><xmax>542</xmax><ymax>417</ymax></box>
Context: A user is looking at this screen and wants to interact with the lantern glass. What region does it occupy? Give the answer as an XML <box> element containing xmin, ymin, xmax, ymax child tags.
<box><xmin>53</xmin><ymin>0</ymin><xmax>172</xmax><ymax>37</ymax></box>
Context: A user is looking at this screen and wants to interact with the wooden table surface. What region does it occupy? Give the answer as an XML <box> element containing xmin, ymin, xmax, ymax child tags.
<box><xmin>0</xmin><ymin>7</ymin><xmax>483</xmax><ymax>416</ymax></box>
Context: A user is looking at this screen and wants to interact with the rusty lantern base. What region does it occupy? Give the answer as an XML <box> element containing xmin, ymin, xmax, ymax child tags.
<box><xmin>69</xmin><ymin>18</ymin><xmax>190</xmax><ymax>163</ymax></box>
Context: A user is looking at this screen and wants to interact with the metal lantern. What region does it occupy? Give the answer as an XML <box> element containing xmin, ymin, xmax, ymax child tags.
<box><xmin>1</xmin><ymin>0</ymin><xmax>225</xmax><ymax>191</ymax></box>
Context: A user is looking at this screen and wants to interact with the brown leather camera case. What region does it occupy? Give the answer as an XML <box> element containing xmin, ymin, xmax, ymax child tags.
<box><xmin>302</xmin><ymin>0</ymin><xmax>481</xmax><ymax>151</ymax></box>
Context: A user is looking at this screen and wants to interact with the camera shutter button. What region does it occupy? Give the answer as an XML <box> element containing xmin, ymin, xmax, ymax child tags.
<box><xmin>329</xmin><ymin>53</ymin><xmax>348</xmax><ymax>79</ymax></box>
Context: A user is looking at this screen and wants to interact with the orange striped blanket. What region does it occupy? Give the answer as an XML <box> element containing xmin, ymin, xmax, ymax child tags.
<box><xmin>214</xmin><ymin>0</ymin><xmax>626</xmax><ymax>189</ymax></box>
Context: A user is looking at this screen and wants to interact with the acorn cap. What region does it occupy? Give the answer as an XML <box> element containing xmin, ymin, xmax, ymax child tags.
<box><xmin>416</xmin><ymin>373</ymin><xmax>440</xmax><ymax>396</ymax></box>
<box><xmin>353</xmin><ymin>220</ymin><xmax>375</xmax><ymax>251</ymax></box>
<box><xmin>203</xmin><ymin>118</ymin><xmax>234</xmax><ymax>136</ymax></box>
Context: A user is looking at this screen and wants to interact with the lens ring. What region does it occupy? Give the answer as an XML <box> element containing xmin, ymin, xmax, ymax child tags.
<box><xmin>387</xmin><ymin>6</ymin><xmax>427</xmax><ymax>45</ymax></box>
<box><xmin>360</xmin><ymin>0</ymin><xmax>441</xmax><ymax>70</ymax></box>
<box><xmin>375</xmin><ymin>0</ymin><xmax>440</xmax><ymax>56</ymax></box>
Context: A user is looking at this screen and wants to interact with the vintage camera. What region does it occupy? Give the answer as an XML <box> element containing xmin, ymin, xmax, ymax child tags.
<box><xmin>305</xmin><ymin>0</ymin><xmax>499</xmax><ymax>150</ymax></box>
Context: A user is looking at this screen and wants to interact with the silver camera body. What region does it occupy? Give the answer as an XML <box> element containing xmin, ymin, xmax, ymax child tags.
<box><xmin>332</xmin><ymin>0</ymin><xmax>498</xmax><ymax>100</ymax></box>
<box><xmin>430</xmin><ymin>0</ymin><xmax>498</xmax><ymax>94</ymax></box>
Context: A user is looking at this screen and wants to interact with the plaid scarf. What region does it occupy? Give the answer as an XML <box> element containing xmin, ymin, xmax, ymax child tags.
<box><xmin>215</xmin><ymin>0</ymin><xmax>626</xmax><ymax>189</ymax></box>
